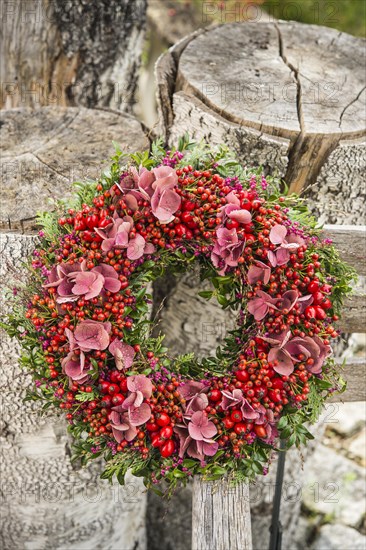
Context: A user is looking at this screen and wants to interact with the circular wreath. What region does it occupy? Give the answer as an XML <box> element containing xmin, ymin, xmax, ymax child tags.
<box><xmin>7</xmin><ymin>137</ymin><xmax>354</xmax><ymax>493</ymax></box>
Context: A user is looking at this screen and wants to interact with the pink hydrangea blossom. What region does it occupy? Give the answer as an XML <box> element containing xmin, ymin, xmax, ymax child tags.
<box><xmin>95</xmin><ymin>216</ymin><xmax>155</xmax><ymax>259</ymax></box>
<box><xmin>211</xmin><ymin>227</ymin><xmax>245</xmax><ymax>274</ymax></box>
<box><xmin>220</xmin><ymin>388</ymin><xmax>259</xmax><ymax>420</ymax></box>
<box><xmin>109</xmin><ymin>339</ymin><xmax>135</xmax><ymax>370</ymax></box>
<box><xmin>110</xmin><ymin>374</ymin><xmax>153</xmax><ymax>444</ymax></box>
<box><xmin>174</xmin><ymin>411</ymin><xmax>218</xmax><ymax>460</ymax></box>
<box><xmin>44</xmin><ymin>260</ymin><xmax>86</xmax><ymax>303</ymax></box>
<box><xmin>247</xmin><ymin>290</ymin><xmax>279</xmax><ymax>321</ymax></box>
<box><xmin>174</xmin><ymin>383</ymin><xmax>218</xmax><ymax>460</ymax></box>
<box><xmin>119</xmin><ymin>165</ymin><xmax>181</xmax><ymax>224</ymax></box>
<box><xmin>267</xmin><ymin>225</ymin><xmax>304</xmax><ymax>267</ymax></box>
<box><xmin>66</xmin><ymin>320</ymin><xmax>111</xmax><ymax>353</ymax></box>
<box><xmin>123</xmin><ymin>375</ymin><xmax>153</xmax><ymax>409</ymax></box>
<box><xmin>150</xmin><ymin>166</ymin><xmax>181</xmax><ymax>223</ymax></box>
<box><xmin>261</xmin><ymin>330</ymin><xmax>330</xmax><ymax>376</ymax></box>
<box><xmin>45</xmin><ymin>261</ymin><xmax>121</xmax><ymax>303</ymax></box>
<box><xmin>178</xmin><ymin>380</ymin><xmax>209</xmax><ymax>415</ymax></box>
<box><xmin>247</xmin><ymin>260</ymin><xmax>271</xmax><ymax>285</ymax></box>
<box><xmin>219</xmin><ymin>191</ymin><xmax>252</xmax><ymax>225</ymax></box>
<box><xmin>110</xmin><ymin>406</ymin><xmax>138</xmax><ymax>443</ymax></box>
<box><xmin>61</xmin><ymin>350</ymin><xmax>89</xmax><ymax>383</ymax></box>
<box><xmin>275</xmin><ymin>290</ymin><xmax>299</xmax><ymax>313</ymax></box>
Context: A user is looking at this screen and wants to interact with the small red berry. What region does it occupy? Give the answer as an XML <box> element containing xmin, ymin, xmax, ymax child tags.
<box><xmin>160</xmin><ymin>440</ymin><xmax>175</xmax><ymax>458</ymax></box>
<box><xmin>156</xmin><ymin>413</ymin><xmax>170</xmax><ymax>427</ymax></box>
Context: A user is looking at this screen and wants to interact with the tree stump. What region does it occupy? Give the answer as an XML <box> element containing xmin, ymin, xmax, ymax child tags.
<box><xmin>0</xmin><ymin>107</ymin><xmax>149</xmax><ymax>550</ymax></box>
<box><xmin>156</xmin><ymin>21</ymin><xmax>365</xmax><ymax>223</ymax></box>
<box><xmin>153</xmin><ymin>21</ymin><xmax>365</xmax><ymax>550</ymax></box>
<box><xmin>1</xmin><ymin>0</ymin><xmax>147</xmax><ymax>111</ymax></box>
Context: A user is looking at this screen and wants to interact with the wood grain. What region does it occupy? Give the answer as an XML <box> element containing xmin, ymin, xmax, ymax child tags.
<box><xmin>192</xmin><ymin>477</ymin><xmax>252</xmax><ymax>550</ymax></box>
<box><xmin>0</xmin><ymin>107</ymin><xmax>148</xmax><ymax>231</ymax></box>
<box><xmin>329</xmin><ymin>358</ymin><xmax>366</xmax><ymax>402</ymax></box>
<box><xmin>323</xmin><ymin>225</ymin><xmax>366</xmax><ymax>275</ymax></box>
<box><xmin>157</xmin><ymin>21</ymin><xmax>366</xmax><ymax>198</ymax></box>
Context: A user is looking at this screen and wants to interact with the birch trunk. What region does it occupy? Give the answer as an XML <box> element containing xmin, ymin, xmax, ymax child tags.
<box><xmin>147</xmin><ymin>20</ymin><xmax>365</xmax><ymax>550</ymax></box>
<box><xmin>1</xmin><ymin>0</ymin><xmax>147</xmax><ymax>111</ymax></box>
<box><xmin>0</xmin><ymin>107</ymin><xmax>149</xmax><ymax>550</ymax></box>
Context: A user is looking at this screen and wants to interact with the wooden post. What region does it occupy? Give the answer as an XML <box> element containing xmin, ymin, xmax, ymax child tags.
<box><xmin>192</xmin><ymin>477</ymin><xmax>252</xmax><ymax>550</ymax></box>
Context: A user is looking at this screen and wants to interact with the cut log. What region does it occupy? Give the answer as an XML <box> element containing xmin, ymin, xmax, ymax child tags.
<box><xmin>156</xmin><ymin>21</ymin><xmax>366</xmax><ymax>223</ymax></box>
<box><xmin>0</xmin><ymin>108</ymin><xmax>149</xmax><ymax>550</ymax></box>
<box><xmin>0</xmin><ymin>106</ymin><xmax>148</xmax><ymax>231</ymax></box>
<box><xmin>191</xmin><ymin>477</ymin><xmax>252</xmax><ymax>550</ymax></box>
<box><xmin>1</xmin><ymin>0</ymin><xmax>147</xmax><ymax>111</ymax></box>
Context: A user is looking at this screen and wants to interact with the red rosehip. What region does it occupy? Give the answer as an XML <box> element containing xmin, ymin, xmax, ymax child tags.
<box><xmin>235</xmin><ymin>370</ymin><xmax>249</xmax><ymax>382</ymax></box>
<box><xmin>268</xmin><ymin>390</ymin><xmax>282</xmax><ymax>404</ymax></box>
<box><xmin>314</xmin><ymin>306</ymin><xmax>327</xmax><ymax>320</ymax></box>
<box><xmin>120</xmin><ymin>378</ymin><xmax>128</xmax><ymax>392</ymax></box>
<box><xmin>182</xmin><ymin>200</ymin><xmax>195</xmax><ymax>211</ymax></box>
<box><xmin>209</xmin><ymin>389</ymin><xmax>222</xmax><ymax>402</ymax></box>
<box><xmin>223</xmin><ymin>417</ymin><xmax>235</xmax><ymax>430</ymax></box>
<box><xmin>100</xmin><ymin>381</ymin><xmax>110</xmax><ymax>394</ymax></box>
<box><xmin>151</xmin><ymin>435</ymin><xmax>164</xmax><ymax>448</ymax></box>
<box><xmin>312</xmin><ymin>291</ymin><xmax>325</xmax><ymax>305</ymax></box>
<box><xmin>111</xmin><ymin>393</ymin><xmax>125</xmax><ymax>406</ymax></box>
<box><xmin>175</xmin><ymin>224</ymin><xmax>187</xmax><ymax>237</ymax></box>
<box><xmin>254</xmin><ymin>425</ymin><xmax>267</xmax><ymax>439</ymax></box>
<box><xmin>160</xmin><ymin>440</ymin><xmax>175</xmax><ymax>458</ymax></box>
<box><xmin>160</xmin><ymin>425</ymin><xmax>173</xmax><ymax>440</ymax></box>
<box><xmin>110</xmin><ymin>371</ymin><xmax>122</xmax><ymax>382</ymax></box>
<box><xmin>156</xmin><ymin>413</ymin><xmax>170</xmax><ymax>427</ymax></box>
<box><xmin>240</xmin><ymin>199</ymin><xmax>252</xmax><ymax>210</ymax></box>
<box><xmin>234</xmin><ymin>422</ymin><xmax>247</xmax><ymax>435</ymax></box>
<box><xmin>107</xmin><ymin>383</ymin><xmax>120</xmax><ymax>395</ymax></box>
<box><xmin>304</xmin><ymin>306</ymin><xmax>317</xmax><ymax>320</ymax></box>
<box><xmin>322</xmin><ymin>298</ymin><xmax>332</xmax><ymax>310</ymax></box>
<box><xmin>271</xmin><ymin>378</ymin><xmax>284</xmax><ymax>390</ymax></box>
<box><xmin>230</xmin><ymin>410</ymin><xmax>243</xmax><ymax>423</ymax></box>
<box><xmin>307</xmin><ymin>281</ymin><xmax>319</xmax><ymax>293</ymax></box>
<box><xmin>254</xmin><ymin>385</ymin><xmax>268</xmax><ymax>398</ymax></box>
<box><xmin>226</xmin><ymin>219</ymin><xmax>239</xmax><ymax>230</ymax></box>
<box><xmin>146</xmin><ymin>422</ymin><xmax>159</xmax><ymax>432</ymax></box>
<box><xmin>100</xmin><ymin>395</ymin><xmax>112</xmax><ymax>407</ymax></box>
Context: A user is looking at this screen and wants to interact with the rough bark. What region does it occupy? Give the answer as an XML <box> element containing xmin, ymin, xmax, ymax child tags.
<box><xmin>0</xmin><ymin>108</ymin><xmax>149</xmax><ymax>550</ymax></box>
<box><xmin>150</xmin><ymin>21</ymin><xmax>365</xmax><ymax>550</ymax></box>
<box><xmin>1</xmin><ymin>0</ymin><xmax>147</xmax><ymax>111</ymax></box>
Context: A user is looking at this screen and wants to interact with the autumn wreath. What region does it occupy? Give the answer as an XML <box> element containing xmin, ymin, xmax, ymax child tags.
<box><xmin>5</xmin><ymin>136</ymin><xmax>355</xmax><ymax>493</ymax></box>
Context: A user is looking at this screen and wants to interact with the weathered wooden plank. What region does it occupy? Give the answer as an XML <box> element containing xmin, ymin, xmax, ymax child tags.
<box><xmin>192</xmin><ymin>477</ymin><xmax>252</xmax><ymax>550</ymax></box>
<box><xmin>339</xmin><ymin>290</ymin><xmax>366</xmax><ymax>333</ymax></box>
<box><xmin>330</xmin><ymin>358</ymin><xmax>366</xmax><ymax>402</ymax></box>
<box><xmin>323</xmin><ymin>225</ymin><xmax>366</xmax><ymax>276</ymax></box>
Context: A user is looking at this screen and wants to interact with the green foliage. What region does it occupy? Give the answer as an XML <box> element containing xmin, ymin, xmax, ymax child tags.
<box><xmin>263</xmin><ymin>0</ymin><xmax>365</xmax><ymax>37</ymax></box>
